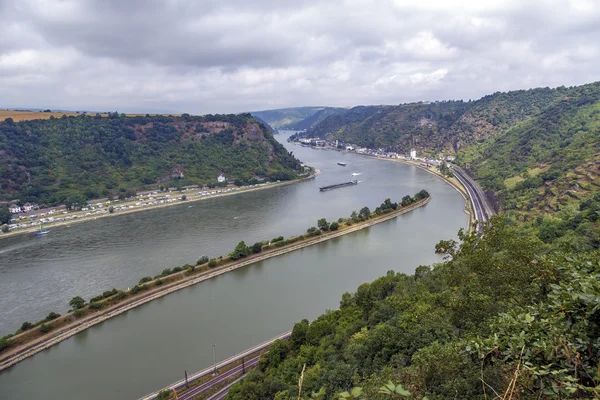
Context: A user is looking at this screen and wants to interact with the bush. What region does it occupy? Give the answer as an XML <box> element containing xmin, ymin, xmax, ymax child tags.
<box><xmin>130</xmin><ymin>285</ymin><xmax>143</xmax><ymax>295</ymax></box>
<box><xmin>181</xmin><ymin>195</ymin><xmax>187</xmax><ymax>201</ymax></box>
<box><xmin>155</xmin><ymin>279</ymin><xmax>164</xmax><ymax>286</ymax></box>
<box><xmin>90</xmin><ymin>295</ymin><xmax>104</xmax><ymax>303</ymax></box>
<box><xmin>139</xmin><ymin>276</ymin><xmax>152</xmax><ymax>284</ymax></box>
<box><xmin>272</xmin><ymin>236</ymin><xmax>284</xmax><ymax>243</ymax></box>
<box><xmin>39</xmin><ymin>324</ymin><xmax>53</xmax><ymax>333</ymax></box>
<box><xmin>115</xmin><ymin>291</ymin><xmax>128</xmax><ymax>300</ymax></box>
<box><xmin>330</xmin><ymin>221</ymin><xmax>339</xmax><ymax>231</ymax></box>
<box><xmin>252</xmin><ymin>242</ymin><xmax>264</xmax><ymax>254</ymax></box>
<box><xmin>102</xmin><ymin>290</ymin><xmax>114</xmax><ymax>298</ymax></box>
<box><xmin>208</xmin><ymin>259</ymin><xmax>217</xmax><ymax>268</ymax></box>
<box><xmin>172</xmin><ymin>266</ymin><xmax>183</xmax><ymax>273</ymax></box>
<box><xmin>197</xmin><ymin>255</ymin><xmax>209</xmax><ymax>265</ymax></box>
<box><xmin>20</xmin><ymin>321</ymin><xmax>33</xmax><ymax>331</ymax></box>
<box><xmin>45</xmin><ymin>312</ymin><xmax>60</xmax><ymax>321</ymax></box>
<box><xmin>187</xmin><ymin>264</ymin><xmax>195</xmax><ymax>273</ymax></box>
<box><xmin>1</xmin><ymin>225</ymin><xmax>9</xmax><ymax>233</ymax></box>
<box><xmin>73</xmin><ymin>309</ymin><xmax>86</xmax><ymax>318</ymax></box>
<box><xmin>160</xmin><ymin>268</ymin><xmax>172</xmax><ymax>277</ymax></box>
<box><xmin>88</xmin><ymin>302</ymin><xmax>103</xmax><ymax>310</ymax></box>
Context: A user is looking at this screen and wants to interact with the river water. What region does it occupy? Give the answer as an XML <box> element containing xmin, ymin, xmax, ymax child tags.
<box><xmin>0</xmin><ymin>131</ymin><xmax>467</xmax><ymax>399</ymax></box>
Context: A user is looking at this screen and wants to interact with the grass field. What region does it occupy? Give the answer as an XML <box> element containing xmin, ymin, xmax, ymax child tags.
<box><xmin>0</xmin><ymin>110</ymin><xmax>179</xmax><ymax>122</ymax></box>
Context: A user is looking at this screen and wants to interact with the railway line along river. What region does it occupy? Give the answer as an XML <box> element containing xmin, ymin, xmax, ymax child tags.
<box><xmin>0</xmin><ymin>131</ymin><xmax>468</xmax><ymax>400</ymax></box>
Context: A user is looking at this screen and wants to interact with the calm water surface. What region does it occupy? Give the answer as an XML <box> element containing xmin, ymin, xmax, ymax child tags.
<box><xmin>0</xmin><ymin>131</ymin><xmax>467</xmax><ymax>399</ymax></box>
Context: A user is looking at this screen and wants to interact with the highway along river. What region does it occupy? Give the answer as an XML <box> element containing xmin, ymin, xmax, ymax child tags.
<box><xmin>0</xmin><ymin>131</ymin><xmax>468</xmax><ymax>399</ymax></box>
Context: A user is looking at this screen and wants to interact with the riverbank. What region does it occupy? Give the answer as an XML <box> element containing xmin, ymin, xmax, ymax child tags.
<box><xmin>0</xmin><ymin>195</ymin><xmax>430</xmax><ymax>372</ymax></box>
<box><xmin>295</xmin><ymin>142</ymin><xmax>475</xmax><ymax>229</ymax></box>
<box><xmin>0</xmin><ymin>170</ymin><xmax>319</xmax><ymax>241</ymax></box>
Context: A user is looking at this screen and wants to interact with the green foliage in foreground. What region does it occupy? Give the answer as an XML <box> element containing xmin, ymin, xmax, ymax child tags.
<box><xmin>227</xmin><ymin>218</ymin><xmax>600</xmax><ymax>399</ymax></box>
<box><xmin>0</xmin><ymin>113</ymin><xmax>301</xmax><ymax>205</ymax></box>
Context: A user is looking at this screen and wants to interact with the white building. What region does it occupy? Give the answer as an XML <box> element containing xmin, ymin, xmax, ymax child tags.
<box><xmin>410</xmin><ymin>148</ymin><xmax>417</xmax><ymax>160</ymax></box>
<box><xmin>23</xmin><ymin>202</ymin><xmax>38</xmax><ymax>212</ymax></box>
<box><xmin>217</xmin><ymin>174</ymin><xmax>226</xmax><ymax>183</ymax></box>
<box><xmin>9</xmin><ymin>204</ymin><xmax>22</xmax><ymax>213</ymax></box>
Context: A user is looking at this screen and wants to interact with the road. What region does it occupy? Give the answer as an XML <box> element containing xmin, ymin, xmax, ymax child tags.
<box><xmin>451</xmin><ymin>166</ymin><xmax>495</xmax><ymax>227</ymax></box>
<box><xmin>138</xmin><ymin>331</ymin><xmax>291</xmax><ymax>400</ymax></box>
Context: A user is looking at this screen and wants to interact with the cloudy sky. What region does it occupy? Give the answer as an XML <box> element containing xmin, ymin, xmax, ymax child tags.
<box><xmin>1</xmin><ymin>0</ymin><xmax>599</xmax><ymax>114</ymax></box>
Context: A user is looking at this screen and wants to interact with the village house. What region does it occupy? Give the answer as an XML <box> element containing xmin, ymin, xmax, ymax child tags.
<box><xmin>9</xmin><ymin>204</ymin><xmax>22</xmax><ymax>213</ymax></box>
<box><xmin>22</xmin><ymin>202</ymin><xmax>38</xmax><ymax>212</ymax></box>
<box><xmin>217</xmin><ymin>174</ymin><xmax>226</xmax><ymax>183</ymax></box>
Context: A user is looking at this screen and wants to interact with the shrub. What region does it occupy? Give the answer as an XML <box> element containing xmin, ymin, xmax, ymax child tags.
<box><xmin>88</xmin><ymin>302</ymin><xmax>103</xmax><ymax>310</ymax></box>
<box><xmin>160</xmin><ymin>268</ymin><xmax>172</xmax><ymax>277</ymax></box>
<box><xmin>155</xmin><ymin>279</ymin><xmax>164</xmax><ymax>286</ymax></box>
<box><xmin>172</xmin><ymin>266</ymin><xmax>183</xmax><ymax>273</ymax></box>
<box><xmin>208</xmin><ymin>259</ymin><xmax>217</xmax><ymax>268</ymax></box>
<box><xmin>330</xmin><ymin>222</ymin><xmax>339</xmax><ymax>231</ymax></box>
<box><xmin>0</xmin><ymin>337</ymin><xmax>11</xmax><ymax>351</ymax></box>
<box><xmin>186</xmin><ymin>264</ymin><xmax>195</xmax><ymax>273</ymax></box>
<box><xmin>73</xmin><ymin>309</ymin><xmax>85</xmax><ymax>318</ymax></box>
<box><xmin>39</xmin><ymin>324</ymin><xmax>53</xmax><ymax>333</ymax></box>
<box><xmin>1</xmin><ymin>225</ymin><xmax>8</xmax><ymax>233</ymax></box>
<box><xmin>102</xmin><ymin>290</ymin><xmax>114</xmax><ymax>298</ymax></box>
<box><xmin>20</xmin><ymin>321</ymin><xmax>33</xmax><ymax>331</ymax></box>
<box><xmin>272</xmin><ymin>236</ymin><xmax>284</xmax><ymax>243</ymax></box>
<box><xmin>90</xmin><ymin>295</ymin><xmax>104</xmax><ymax>303</ymax></box>
<box><xmin>139</xmin><ymin>276</ymin><xmax>152</xmax><ymax>284</ymax></box>
<box><xmin>252</xmin><ymin>242</ymin><xmax>264</xmax><ymax>254</ymax></box>
<box><xmin>130</xmin><ymin>285</ymin><xmax>142</xmax><ymax>295</ymax></box>
<box><xmin>46</xmin><ymin>312</ymin><xmax>60</xmax><ymax>321</ymax></box>
<box><xmin>115</xmin><ymin>291</ymin><xmax>128</xmax><ymax>300</ymax></box>
<box><xmin>197</xmin><ymin>255</ymin><xmax>209</xmax><ymax>265</ymax></box>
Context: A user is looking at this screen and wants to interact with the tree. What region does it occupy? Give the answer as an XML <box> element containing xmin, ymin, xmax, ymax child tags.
<box><xmin>108</xmin><ymin>206</ymin><xmax>114</xmax><ymax>213</ymax></box>
<box><xmin>317</xmin><ymin>218</ymin><xmax>330</xmax><ymax>231</ymax></box>
<box><xmin>197</xmin><ymin>255</ymin><xmax>209</xmax><ymax>265</ymax></box>
<box><xmin>0</xmin><ymin>206</ymin><xmax>11</xmax><ymax>224</ymax></box>
<box><xmin>401</xmin><ymin>195</ymin><xmax>413</xmax><ymax>207</ymax></box>
<box><xmin>230</xmin><ymin>241</ymin><xmax>249</xmax><ymax>260</ymax></box>
<box><xmin>181</xmin><ymin>194</ymin><xmax>187</xmax><ymax>200</ymax></box>
<box><xmin>69</xmin><ymin>296</ymin><xmax>86</xmax><ymax>310</ymax></box>
<box><xmin>252</xmin><ymin>242</ymin><xmax>263</xmax><ymax>254</ymax></box>
<box><xmin>1</xmin><ymin>225</ymin><xmax>9</xmax><ymax>233</ymax></box>
<box><xmin>350</xmin><ymin>210</ymin><xmax>359</xmax><ymax>223</ymax></box>
<box><xmin>330</xmin><ymin>221</ymin><xmax>340</xmax><ymax>231</ymax></box>
<box><xmin>20</xmin><ymin>321</ymin><xmax>33</xmax><ymax>331</ymax></box>
<box><xmin>358</xmin><ymin>206</ymin><xmax>371</xmax><ymax>220</ymax></box>
<box><xmin>208</xmin><ymin>258</ymin><xmax>217</xmax><ymax>268</ymax></box>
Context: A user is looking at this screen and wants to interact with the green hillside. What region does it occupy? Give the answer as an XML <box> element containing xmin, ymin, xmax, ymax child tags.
<box><xmin>225</xmin><ymin>82</ymin><xmax>600</xmax><ymax>399</ymax></box>
<box><xmin>0</xmin><ymin>113</ymin><xmax>301</xmax><ymax>205</ymax></box>
<box><xmin>306</xmin><ymin>86</ymin><xmax>572</xmax><ymax>153</ymax></box>
<box><xmin>459</xmin><ymin>81</ymin><xmax>600</xmax><ymax>250</ymax></box>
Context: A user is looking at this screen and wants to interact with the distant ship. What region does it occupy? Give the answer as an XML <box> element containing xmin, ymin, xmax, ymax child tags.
<box><xmin>34</xmin><ymin>226</ymin><xmax>50</xmax><ymax>237</ymax></box>
<box><xmin>337</xmin><ymin>162</ymin><xmax>347</xmax><ymax>166</ymax></box>
<box><xmin>351</xmin><ymin>172</ymin><xmax>362</xmax><ymax>176</ymax></box>
<box><xmin>319</xmin><ymin>180</ymin><xmax>358</xmax><ymax>191</ymax></box>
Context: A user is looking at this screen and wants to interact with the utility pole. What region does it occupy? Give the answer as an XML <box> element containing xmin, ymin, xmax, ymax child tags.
<box><xmin>212</xmin><ymin>337</ymin><xmax>217</xmax><ymax>375</ymax></box>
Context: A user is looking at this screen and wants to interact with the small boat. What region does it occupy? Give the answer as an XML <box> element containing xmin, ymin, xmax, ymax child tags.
<box><xmin>34</xmin><ymin>226</ymin><xmax>50</xmax><ymax>237</ymax></box>
<box><xmin>337</xmin><ymin>162</ymin><xmax>347</xmax><ymax>166</ymax></box>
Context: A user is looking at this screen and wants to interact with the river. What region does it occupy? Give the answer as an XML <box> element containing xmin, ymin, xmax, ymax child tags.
<box><xmin>0</xmin><ymin>131</ymin><xmax>467</xmax><ymax>399</ymax></box>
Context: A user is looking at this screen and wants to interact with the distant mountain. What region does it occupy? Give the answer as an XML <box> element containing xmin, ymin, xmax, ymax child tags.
<box><xmin>302</xmin><ymin>86</ymin><xmax>570</xmax><ymax>153</ymax></box>
<box><xmin>251</xmin><ymin>106</ymin><xmax>346</xmax><ymax>130</ymax></box>
<box><xmin>0</xmin><ymin>113</ymin><xmax>302</xmax><ymax>205</ymax></box>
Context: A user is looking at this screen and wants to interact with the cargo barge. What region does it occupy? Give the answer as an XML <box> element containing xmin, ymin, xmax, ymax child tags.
<box><xmin>319</xmin><ymin>180</ymin><xmax>358</xmax><ymax>191</ymax></box>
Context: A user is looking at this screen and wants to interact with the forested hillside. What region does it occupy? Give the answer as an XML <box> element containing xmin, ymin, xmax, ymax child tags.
<box><xmin>228</xmin><ymin>220</ymin><xmax>600</xmax><ymax>399</ymax></box>
<box><xmin>458</xmin><ymin>81</ymin><xmax>600</xmax><ymax>251</ymax></box>
<box><xmin>0</xmin><ymin>113</ymin><xmax>301</xmax><ymax>205</ymax></box>
<box><xmin>304</xmin><ymin>85</ymin><xmax>572</xmax><ymax>153</ymax></box>
<box><xmin>226</xmin><ymin>82</ymin><xmax>600</xmax><ymax>399</ymax></box>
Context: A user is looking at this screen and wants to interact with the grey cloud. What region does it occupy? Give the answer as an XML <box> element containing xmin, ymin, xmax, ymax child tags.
<box><xmin>0</xmin><ymin>0</ymin><xmax>599</xmax><ymax>113</ymax></box>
